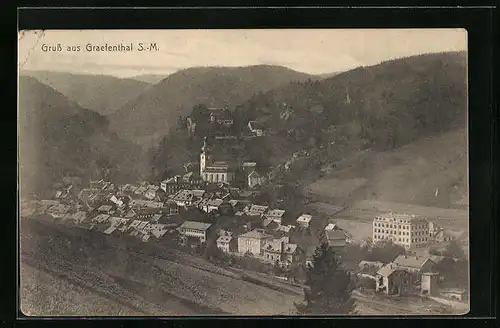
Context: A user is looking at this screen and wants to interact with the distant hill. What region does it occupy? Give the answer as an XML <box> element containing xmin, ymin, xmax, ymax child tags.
<box><xmin>130</xmin><ymin>74</ymin><xmax>168</xmax><ymax>84</ymax></box>
<box><xmin>18</xmin><ymin>76</ymin><xmax>145</xmax><ymax>194</ymax></box>
<box><xmin>108</xmin><ymin>65</ymin><xmax>315</xmax><ymax>144</ymax></box>
<box><xmin>20</xmin><ymin>70</ymin><xmax>152</xmax><ymax>115</ymax></box>
<box><xmin>317</xmin><ymin>71</ymin><xmax>342</xmax><ymax>79</ymax></box>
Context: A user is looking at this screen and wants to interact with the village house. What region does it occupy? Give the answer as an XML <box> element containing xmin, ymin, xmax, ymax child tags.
<box><xmin>392</xmin><ymin>254</ymin><xmax>435</xmax><ymax>275</ymax></box>
<box><xmin>128</xmin><ymin>199</ymin><xmax>164</xmax><ymax>209</ymax></box>
<box><xmin>247</xmin><ymin>171</ymin><xmax>264</xmax><ymax>189</ymax></box>
<box><xmin>46</xmin><ymin>203</ymin><xmax>71</xmax><ymax>219</ymax></box>
<box><xmin>178</xmin><ymin>221</ymin><xmax>212</xmax><ymax>244</ymax></box>
<box><xmin>242</xmin><ymin>162</ymin><xmax>257</xmax><ymax>174</ymax></box>
<box><xmin>262</xmin><ymin>237</ymin><xmax>301</xmax><ymax>267</ymax></box>
<box><xmin>162</xmin><ymin>200</ymin><xmax>180</xmax><ymax>216</ymax></box>
<box><xmin>375</xmin><ymin>263</ymin><xmax>413</xmax><ymax>295</ymax></box>
<box><xmin>431</xmin><ymin>229</ymin><xmax>458</xmax><ymax>243</ymax></box>
<box><xmin>97</xmin><ymin>205</ymin><xmax>113</xmax><ymax>215</ymax></box>
<box><xmin>439</xmin><ymin>287</ymin><xmax>468</xmax><ymax>301</ymax></box>
<box><xmin>144</xmin><ymin>185</ymin><xmax>160</xmax><ymax>200</ymax></box>
<box><xmin>324</xmin><ymin>229</ymin><xmax>347</xmax><ymax>252</ymax></box>
<box><xmin>208</xmin><ymin>107</ymin><xmax>234</xmax><ymax>126</ymax></box>
<box><xmin>324</xmin><ymin>223</ymin><xmax>337</xmax><ymax>231</ymax></box>
<box><xmin>372</xmin><ymin>213</ymin><xmax>430</xmax><ymax>249</ymax></box>
<box><xmin>119</xmin><ymin>184</ymin><xmax>138</xmax><ymax>195</ymax></box>
<box><xmin>245</xmin><ymin>204</ymin><xmax>269</xmax><ymax>217</ymax></box>
<box><xmin>247</xmin><ymin>120</ymin><xmax>265</xmax><ymax>136</ymax></box>
<box><xmin>92</xmin><ymin>214</ymin><xmax>110</xmax><ymax>224</ymax></box>
<box><xmin>237</xmin><ymin>228</ymin><xmax>272</xmax><ymax>256</ymax></box>
<box><xmin>133</xmin><ymin>207</ymin><xmax>163</xmax><ymax>221</ymax></box>
<box><xmin>296</xmin><ymin>214</ymin><xmax>312</xmax><ymax>228</ymax></box>
<box><xmin>109</xmin><ymin>195</ymin><xmax>124</xmax><ymax>207</ymax></box>
<box><xmin>278</xmin><ymin>224</ymin><xmax>295</xmax><ymax>236</ymax></box>
<box><xmin>160</xmin><ymin>176</ymin><xmax>205</xmax><ymax>195</ymax></box>
<box><xmin>216</xmin><ymin>235</ymin><xmax>236</xmax><ymax>253</ymax></box>
<box><xmin>171</xmin><ymin>189</ymin><xmax>196</xmax><ymax>207</ymax></box>
<box><xmin>200</xmin><ymin>198</ymin><xmax>224</xmax><ymax>213</ymax></box>
<box><xmin>264</xmin><ymin>209</ymin><xmax>286</xmax><ymax>224</ymax></box>
<box><xmin>262</xmin><ymin>219</ymin><xmax>281</xmax><ymax>234</ymax></box>
<box><xmin>69</xmin><ymin>211</ymin><xmax>87</xmax><ymax>224</ymax></box>
<box><xmin>420</xmin><ymin>272</ymin><xmax>440</xmax><ymax>296</ymax></box>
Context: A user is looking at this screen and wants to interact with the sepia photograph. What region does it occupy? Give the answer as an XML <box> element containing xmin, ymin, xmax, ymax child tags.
<box><xmin>18</xmin><ymin>28</ymin><xmax>469</xmax><ymax>316</ymax></box>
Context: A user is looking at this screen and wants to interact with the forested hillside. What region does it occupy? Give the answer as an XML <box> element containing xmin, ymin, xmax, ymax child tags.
<box><xmin>109</xmin><ymin>65</ymin><xmax>315</xmax><ymax>144</ymax></box>
<box><xmin>18</xmin><ymin>76</ymin><xmax>145</xmax><ymax>194</ymax></box>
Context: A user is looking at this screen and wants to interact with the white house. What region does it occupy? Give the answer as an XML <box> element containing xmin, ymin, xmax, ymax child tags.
<box><xmin>296</xmin><ymin>214</ymin><xmax>312</xmax><ymax>228</ymax></box>
<box><xmin>178</xmin><ymin>221</ymin><xmax>212</xmax><ymax>243</ymax></box>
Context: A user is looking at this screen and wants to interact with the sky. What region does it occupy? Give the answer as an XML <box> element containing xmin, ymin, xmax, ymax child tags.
<box><xmin>18</xmin><ymin>29</ymin><xmax>467</xmax><ymax>78</ymax></box>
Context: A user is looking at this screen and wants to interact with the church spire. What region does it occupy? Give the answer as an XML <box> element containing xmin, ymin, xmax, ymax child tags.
<box><xmin>202</xmin><ymin>136</ymin><xmax>207</xmax><ymax>153</ymax></box>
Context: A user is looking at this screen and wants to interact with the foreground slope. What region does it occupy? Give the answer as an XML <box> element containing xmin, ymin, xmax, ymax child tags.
<box><xmin>20</xmin><ymin>218</ymin><xmax>300</xmax><ymax>316</ymax></box>
<box><xmin>20</xmin><ymin>70</ymin><xmax>152</xmax><ymax>115</ymax></box>
<box><xmin>109</xmin><ymin>65</ymin><xmax>315</xmax><ymax>144</ymax></box>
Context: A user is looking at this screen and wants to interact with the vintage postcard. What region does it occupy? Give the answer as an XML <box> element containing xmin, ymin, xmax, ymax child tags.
<box><xmin>18</xmin><ymin>29</ymin><xmax>469</xmax><ymax>316</ymax></box>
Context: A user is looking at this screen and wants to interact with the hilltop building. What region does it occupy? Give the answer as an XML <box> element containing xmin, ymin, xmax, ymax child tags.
<box><xmin>372</xmin><ymin>213</ymin><xmax>430</xmax><ymax>249</ymax></box>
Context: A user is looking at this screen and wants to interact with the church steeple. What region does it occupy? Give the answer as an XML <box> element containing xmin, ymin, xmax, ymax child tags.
<box><xmin>202</xmin><ymin>136</ymin><xmax>207</xmax><ymax>153</ymax></box>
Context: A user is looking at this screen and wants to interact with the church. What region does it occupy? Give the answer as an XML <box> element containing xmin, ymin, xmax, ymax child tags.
<box><xmin>199</xmin><ymin>137</ymin><xmax>236</xmax><ymax>183</ymax></box>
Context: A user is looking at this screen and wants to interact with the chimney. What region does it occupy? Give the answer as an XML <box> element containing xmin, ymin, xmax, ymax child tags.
<box><xmin>281</xmin><ymin>241</ymin><xmax>285</xmax><ymax>255</ymax></box>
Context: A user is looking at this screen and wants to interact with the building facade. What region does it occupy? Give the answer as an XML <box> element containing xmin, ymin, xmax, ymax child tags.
<box><xmin>178</xmin><ymin>221</ymin><xmax>212</xmax><ymax>243</ymax></box>
<box><xmin>372</xmin><ymin>213</ymin><xmax>430</xmax><ymax>249</ymax></box>
<box><xmin>200</xmin><ymin>137</ymin><xmax>236</xmax><ymax>184</ymax></box>
<box><xmin>237</xmin><ymin>229</ymin><xmax>271</xmax><ymax>256</ymax></box>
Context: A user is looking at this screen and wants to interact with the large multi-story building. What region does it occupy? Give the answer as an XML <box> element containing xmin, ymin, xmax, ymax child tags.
<box><xmin>178</xmin><ymin>221</ymin><xmax>212</xmax><ymax>243</ymax></box>
<box><xmin>372</xmin><ymin>213</ymin><xmax>429</xmax><ymax>249</ymax></box>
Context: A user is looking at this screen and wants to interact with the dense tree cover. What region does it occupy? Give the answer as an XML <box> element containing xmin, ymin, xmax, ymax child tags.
<box><xmin>109</xmin><ymin>65</ymin><xmax>314</xmax><ymax>141</ymax></box>
<box><xmin>295</xmin><ymin>242</ymin><xmax>357</xmax><ymax>315</ymax></box>
<box><xmin>19</xmin><ymin>76</ymin><xmax>145</xmax><ymax>194</ymax></box>
<box><xmin>341</xmin><ymin>239</ymin><xmax>406</xmax><ymax>268</ymax></box>
<box><xmin>233</xmin><ymin>52</ymin><xmax>466</xmax><ymax>158</ymax></box>
<box><xmin>429</xmin><ymin>240</ymin><xmax>467</xmax><ymax>260</ymax></box>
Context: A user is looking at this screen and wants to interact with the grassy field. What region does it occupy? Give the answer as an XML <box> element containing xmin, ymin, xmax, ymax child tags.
<box><xmin>306</xmin><ymin>129</ymin><xmax>467</xmax><ymax>209</ymax></box>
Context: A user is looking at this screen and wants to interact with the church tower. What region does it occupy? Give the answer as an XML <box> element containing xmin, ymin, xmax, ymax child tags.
<box><xmin>200</xmin><ymin>137</ymin><xmax>207</xmax><ymax>176</ymax></box>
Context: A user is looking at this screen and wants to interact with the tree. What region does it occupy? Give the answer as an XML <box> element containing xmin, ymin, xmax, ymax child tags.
<box><xmin>442</xmin><ymin>240</ymin><xmax>466</xmax><ymax>260</ymax></box>
<box><xmin>295</xmin><ymin>242</ymin><xmax>357</xmax><ymax>315</ymax></box>
<box><xmin>368</xmin><ymin>240</ymin><xmax>406</xmax><ymax>264</ymax></box>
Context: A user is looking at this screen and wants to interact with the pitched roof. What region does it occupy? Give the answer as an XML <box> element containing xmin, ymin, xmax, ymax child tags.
<box><xmin>239</xmin><ymin>229</ymin><xmax>270</xmax><ymax>240</ymax></box>
<box><xmin>265</xmin><ymin>209</ymin><xmax>285</xmax><ymax>218</ymax></box>
<box><xmin>377</xmin><ymin>263</ymin><xmax>398</xmax><ymax>277</ymax></box>
<box><xmin>358</xmin><ymin>260</ymin><xmax>384</xmax><ymax>269</ymax></box>
<box><xmin>191</xmin><ymin>189</ymin><xmax>206</xmax><ymax>198</ymax></box>
<box><xmin>207</xmin><ymin>199</ymin><xmax>224</xmax><ymax>207</ymax></box>
<box><xmin>248</xmin><ymin>204</ymin><xmax>268</xmax><ymax>214</ymax></box>
<box><xmin>393</xmin><ymin>255</ymin><xmax>432</xmax><ymax>269</ymax></box>
<box><xmin>326</xmin><ymin>230</ymin><xmax>346</xmax><ymax>240</ymax></box>
<box><xmin>217</xmin><ymin>235</ymin><xmax>232</xmax><ymax>243</ymax></box>
<box><xmin>179</xmin><ymin>221</ymin><xmax>212</xmax><ymax>231</ymax></box>
<box><xmin>325</xmin><ymin>223</ymin><xmax>337</xmax><ymax>231</ymax></box>
<box><xmin>297</xmin><ymin>214</ymin><xmax>312</xmax><ymax>222</ymax></box>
